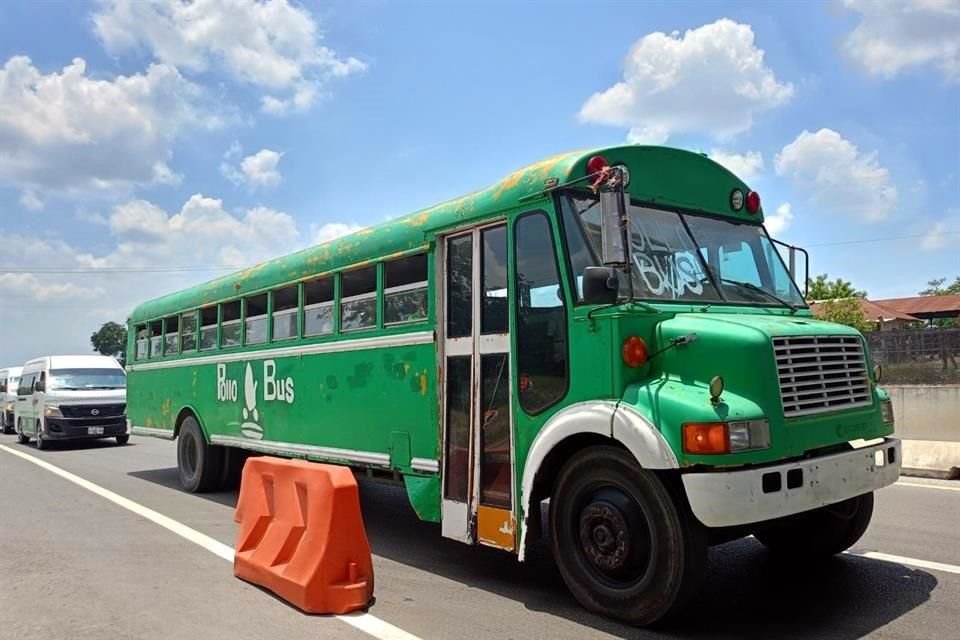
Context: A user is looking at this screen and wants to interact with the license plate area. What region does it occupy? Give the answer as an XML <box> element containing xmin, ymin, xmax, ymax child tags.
<box><xmin>88</xmin><ymin>426</ymin><xmax>104</xmax><ymax>435</ymax></box>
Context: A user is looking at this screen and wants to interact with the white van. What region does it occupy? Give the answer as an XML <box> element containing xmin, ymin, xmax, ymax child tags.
<box><xmin>0</xmin><ymin>366</ymin><xmax>22</xmax><ymax>434</ymax></box>
<box><xmin>14</xmin><ymin>355</ymin><xmax>128</xmax><ymax>449</ymax></box>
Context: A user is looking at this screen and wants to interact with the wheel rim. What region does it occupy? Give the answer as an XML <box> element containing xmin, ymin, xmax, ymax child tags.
<box><xmin>182</xmin><ymin>433</ymin><xmax>198</xmax><ymax>478</ymax></box>
<box><xmin>575</xmin><ymin>486</ymin><xmax>653</xmax><ymax>588</ymax></box>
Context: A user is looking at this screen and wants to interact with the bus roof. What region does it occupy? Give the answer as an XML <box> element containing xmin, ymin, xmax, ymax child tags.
<box><xmin>129</xmin><ymin>145</ymin><xmax>755</xmax><ymax>323</ymax></box>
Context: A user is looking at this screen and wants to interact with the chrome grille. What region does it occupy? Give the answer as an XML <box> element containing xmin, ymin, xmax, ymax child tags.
<box><xmin>773</xmin><ymin>335</ymin><xmax>871</xmax><ymax>418</ymax></box>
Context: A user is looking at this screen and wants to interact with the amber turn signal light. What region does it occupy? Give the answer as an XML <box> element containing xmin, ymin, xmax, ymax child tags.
<box><xmin>683</xmin><ymin>422</ymin><xmax>730</xmax><ymax>454</ymax></box>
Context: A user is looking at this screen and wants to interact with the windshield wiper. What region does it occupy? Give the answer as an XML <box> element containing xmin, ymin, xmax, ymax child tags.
<box><xmin>717</xmin><ymin>278</ymin><xmax>800</xmax><ymax>314</ymax></box>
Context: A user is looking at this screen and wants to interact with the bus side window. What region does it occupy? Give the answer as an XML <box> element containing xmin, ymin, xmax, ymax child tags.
<box><xmin>163</xmin><ymin>316</ymin><xmax>179</xmax><ymax>355</ymax></box>
<box><xmin>384</xmin><ymin>253</ymin><xmax>428</xmax><ymax>325</ymax></box>
<box><xmin>341</xmin><ymin>265</ymin><xmax>377</xmax><ymax>332</ymax></box>
<box><xmin>135</xmin><ymin>324</ymin><xmax>149</xmax><ymax>360</ymax></box>
<box><xmin>303</xmin><ymin>277</ymin><xmax>334</xmax><ymax>337</ymax></box>
<box><xmin>149</xmin><ymin>321</ymin><xmax>163</xmax><ymax>358</ymax></box>
<box><xmin>200</xmin><ymin>307</ymin><xmax>218</xmax><ymax>351</ymax></box>
<box><xmin>244</xmin><ymin>294</ymin><xmax>268</xmax><ymax>345</ymax></box>
<box><xmin>221</xmin><ymin>300</ymin><xmax>241</xmax><ymax>347</ymax></box>
<box><xmin>272</xmin><ymin>285</ymin><xmax>299</xmax><ymax>340</ymax></box>
<box><xmin>514</xmin><ymin>211</ymin><xmax>569</xmax><ymax>414</ymax></box>
<box><xmin>181</xmin><ymin>311</ymin><xmax>198</xmax><ymax>352</ymax></box>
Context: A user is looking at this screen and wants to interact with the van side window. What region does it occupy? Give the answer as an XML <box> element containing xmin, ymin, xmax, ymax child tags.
<box><xmin>200</xmin><ymin>307</ymin><xmax>218</xmax><ymax>351</ymax></box>
<box><xmin>244</xmin><ymin>294</ymin><xmax>268</xmax><ymax>345</ymax></box>
<box><xmin>181</xmin><ymin>311</ymin><xmax>198</xmax><ymax>352</ymax></box>
<box><xmin>303</xmin><ymin>277</ymin><xmax>334</xmax><ymax>337</ymax></box>
<box><xmin>221</xmin><ymin>301</ymin><xmax>241</xmax><ymax>347</ymax></box>
<box><xmin>163</xmin><ymin>316</ymin><xmax>179</xmax><ymax>355</ymax></box>
<box><xmin>135</xmin><ymin>324</ymin><xmax>149</xmax><ymax>360</ymax></box>
<box><xmin>272</xmin><ymin>285</ymin><xmax>299</xmax><ymax>341</ymax></box>
<box><xmin>384</xmin><ymin>253</ymin><xmax>428</xmax><ymax>325</ymax></box>
<box><xmin>149</xmin><ymin>321</ymin><xmax>163</xmax><ymax>358</ymax></box>
<box><xmin>341</xmin><ymin>265</ymin><xmax>377</xmax><ymax>332</ymax></box>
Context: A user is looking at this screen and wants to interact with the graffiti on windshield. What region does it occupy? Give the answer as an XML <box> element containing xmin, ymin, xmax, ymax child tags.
<box><xmin>630</xmin><ymin>212</ymin><xmax>707</xmax><ymax>299</ymax></box>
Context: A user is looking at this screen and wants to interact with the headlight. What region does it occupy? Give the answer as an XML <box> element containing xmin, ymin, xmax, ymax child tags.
<box><xmin>728</xmin><ymin>419</ymin><xmax>771</xmax><ymax>452</ymax></box>
<box><xmin>44</xmin><ymin>405</ymin><xmax>62</xmax><ymax>417</ymax></box>
<box><xmin>683</xmin><ymin>419</ymin><xmax>771</xmax><ymax>454</ymax></box>
<box><xmin>881</xmin><ymin>399</ymin><xmax>894</xmax><ymax>424</ymax></box>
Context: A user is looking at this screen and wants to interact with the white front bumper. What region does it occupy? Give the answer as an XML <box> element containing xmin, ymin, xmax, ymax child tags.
<box><xmin>682</xmin><ymin>438</ymin><xmax>901</xmax><ymax>528</ymax></box>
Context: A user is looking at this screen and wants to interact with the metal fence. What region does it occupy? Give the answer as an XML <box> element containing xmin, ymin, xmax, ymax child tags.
<box><xmin>866</xmin><ymin>328</ymin><xmax>960</xmax><ymax>385</ymax></box>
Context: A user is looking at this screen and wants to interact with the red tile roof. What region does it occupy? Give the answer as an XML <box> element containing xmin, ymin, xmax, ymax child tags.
<box><xmin>871</xmin><ymin>294</ymin><xmax>960</xmax><ymax>316</ymax></box>
<box><xmin>809</xmin><ymin>298</ymin><xmax>921</xmax><ymax>323</ymax></box>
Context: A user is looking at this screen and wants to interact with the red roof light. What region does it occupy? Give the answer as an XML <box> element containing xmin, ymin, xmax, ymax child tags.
<box><xmin>746</xmin><ymin>191</ymin><xmax>761</xmax><ymax>214</ymax></box>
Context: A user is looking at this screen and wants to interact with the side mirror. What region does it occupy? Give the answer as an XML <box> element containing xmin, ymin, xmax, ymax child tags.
<box><xmin>34</xmin><ymin>380</ymin><xmax>45</xmax><ymax>393</ymax></box>
<box><xmin>599</xmin><ymin>189</ymin><xmax>631</xmax><ymax>266</ymax></box>
<box><xmin>582</xmin><ymin>267</ymin><xmax>620</xmax><ymax>305</ymax></box>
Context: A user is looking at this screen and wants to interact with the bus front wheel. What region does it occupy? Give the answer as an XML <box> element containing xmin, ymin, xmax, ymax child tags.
<box><xmin>549</xmin><ymin>446</ymin><xmax>706</xmax><ymax>627</ymax></box>
<box><xmin>177</xmin><ymin>416</ymin><xmax>224</xmax><ymax>493</ymax></box>
<box><xmin>754</xmin><ymin>492</ymin><xmax>874</xmax><ymax>559</ymax></box>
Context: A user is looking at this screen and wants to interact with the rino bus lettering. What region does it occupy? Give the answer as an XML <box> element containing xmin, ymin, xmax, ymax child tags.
<box><xmin>216</xmin><ymin>361</ymin><xmax>295</xmax><ymax>440</ymax></box>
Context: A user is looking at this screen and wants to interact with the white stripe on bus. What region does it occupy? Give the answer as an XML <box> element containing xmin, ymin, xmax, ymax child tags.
<box><xmin>0</xmin><ymin>444</ymin><xmax>423</xmax><ymax>640</ymax></box>
<box><xmin>126</xmin><ymin>330</ymin><xmax>434</xmax><ymax>372</ymax></box>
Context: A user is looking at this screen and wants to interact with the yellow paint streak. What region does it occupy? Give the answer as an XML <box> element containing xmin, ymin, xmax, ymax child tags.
<box><xmin>145</xmin><ymin>416</ymin><xmax>155</xmax><ymax>428</ymax></box>
<box><xmin>477</xmin><ymin>505</ymin><xmax>515</xmax><ymax>551</ymax></box>
<box><xmin>403</xmin><ymin>363</ymin><xmax>411</xmax><ymax>374</ymax></box>
<box><xmin>419</xmin><ymin>370</ymin><xmax>428</xmax><ymax>396</ymax></box>
<box><xmin>492</xmin><ymin>151</ymin><xmax>577</xmax><ymax>200</ymax></box>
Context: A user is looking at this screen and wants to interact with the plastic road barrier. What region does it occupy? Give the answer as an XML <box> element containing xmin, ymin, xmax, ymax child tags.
<box><xmin>234</xmin><ymin>456</ymin><xmax>374</xmax><ymax>614</ymax></box>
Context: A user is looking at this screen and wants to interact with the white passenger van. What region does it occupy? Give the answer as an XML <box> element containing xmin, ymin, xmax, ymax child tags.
<box><xmin>14</xmin><ymin>355</ymin><xmax>128</xmax><ymax>449</ymax></box>
<box><xmin>0</xmin><ymin>366</ymin><xmax>23</xmax><ymax>434</ymax></box>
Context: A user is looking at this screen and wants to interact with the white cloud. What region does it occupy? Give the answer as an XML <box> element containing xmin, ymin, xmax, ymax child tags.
<box><xmin>93</xmin><ymin>0</ymin><xmax>366</xmax><ymax>111</ymax></box>
<box><xmin>921</xmin><ymin>220</ymin><xmax>949</xmax><ymax>250</ymax></box>
<box><xmin>765</xmin><ymin>202</ymin><xmax>794</xmax><ymax>235</ymax></box>
<box><xmin>579</xmin><ymin>19</ymin><xmax>793</xmax><ymax>142</ymax></box>
<box><xmin>709</xmin><ymin>149</ymin><xmax>765</xmax><ymax>182</ymax></box>
<box><xmin>774</xmin><ymin>129</ymin><xmax>897</xmax><ymax>221</ymax></box>
<box><xmin>311</xmin><ymin>222</ymin><xmax>364</xmax><ymax>245</ymax></box>
<box><xmin>19</xmin><ymin>190</ymin><xmax>44</xmax><ymax>211</ymax></box>
<box><xmin>842</xmin><ymin>0</ymin><xmax>960</xmax><ymax>81</ymax></box>
<box><xmin>0</xmin><ymin>56</ymin><xmax>221</xmax><ymax>195</ymax></box>
<box><xmin>220</xmin><ymin>148</ymin><xmax>283</xmax><ymax>188</ymax></box>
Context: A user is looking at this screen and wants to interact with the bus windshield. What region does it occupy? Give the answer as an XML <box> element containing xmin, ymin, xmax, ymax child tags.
<box><xmin>559</xmin><ymin>192</ymin><xmax>807</xmax><ymax>308</ymax></box>
<box><xmin>49</xmin><ymin>368</ymin><xmax>127</xmax><ymax>390</ymax></box>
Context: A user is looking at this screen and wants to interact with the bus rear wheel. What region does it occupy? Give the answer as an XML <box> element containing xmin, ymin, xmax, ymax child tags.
<box><xmin>549</xmin><ymin>446</ymin><xmax>706</xmax><ymax>627</ymax></box>
<box><xmin>754</xmin><ymin>492</ymin><xmax>874</xmax><ymax>559</ymax></box>
<box><xmin>177</xmin><ymin>416</ymin><xmax>224</xmax><ymax>493</ymax></box>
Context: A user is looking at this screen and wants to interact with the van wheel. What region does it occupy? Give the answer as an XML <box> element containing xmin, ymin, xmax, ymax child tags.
<box><xmin>35</xmin><ymin>421</ymin><xmax>48</xmax><ymax>450</ymax></box>
<box><xmin>16</xmin><ymin>420</ymin><xmax>29</xmax><ymax>444</ymax></box>
<box><xmin>549</xmin><ymin>446</ymin><xmax>706</xmax><ymax>627</ymax></box>
<box><xmin>754</xmin><ymin>492</ymin><xmax>874</xmax><ymax>559</ymax></box>
<box><xmin>177</xmin><ymin>416</ymin><xmax>223</xmax><ymax>493</ymax></box>
<box><xmin>115</xmin><ymin>434</ymin><xmax>130</xmax><ymax>445</ymax></box>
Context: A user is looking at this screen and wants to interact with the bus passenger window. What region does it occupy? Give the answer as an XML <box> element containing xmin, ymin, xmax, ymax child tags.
<box><xmin>221</xmin><ymin>301</ymin><xmax>241</xmax><ymax>347</ymax></box>
<box><xmin>163</xmin><ymin>316</ymin><xmax>179</xmax><ymax>355</ymax></box>
<box><xmin>181</xmin><ymin>311</ymin><xmax>198</xmax><ymax>352</ymax></box>
<box><xmin>272</xmin><ymin>285</ymin><xmax>299</xmax><ymax>340</ymax></box>
<box><xmin>244</xmin><ymin>294</ymin><xmax>268</xmax><ymax>345</ymax></box>
<box><xmin>303</xmin><ymin>277</ymin><xmax>334</xmax><ymax>337</ymax></box>
<box><xmin>200</xmin><ymin>307</ymin><xmax>218</xmax><ymax>351</ymax></box>
<box><xmin>149</xmin><ymin>321</ymin><xmax>163</xmax><ymax>358</ymax></box>
<box><xmin>341</xmin><ymin>265</ymin><xmax>377</xmax><ymax>332</ymax></box>
<box><xmin>135</xmin><ymin>325</ymin><xmax>149</xmax><ymax>360</ymax></box>
<box><xmin>384</xmin><ymin>253</ymin><xmax>428</xmax><ymax>325</ymax></box>
<box><xmin>514</xmin><ymin>212</ymin><xmax>569</xmax><ymax>414</ymax></box>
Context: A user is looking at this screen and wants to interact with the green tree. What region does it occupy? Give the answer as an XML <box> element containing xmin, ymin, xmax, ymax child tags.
<box><xmin>919</xmin><ymin>276</ymin><xmax>960</xmax><ymax>296</ymax></box>
<box><xmin>806</xmin><ymin>273</ymin><xmax>867</xmax><ymax>300</ymax></box>
<box><xmin>814</xmin><ymin>298</ymin><xmax>874</xmax><ymax>333</ymax></box>
<box><xmin>91</xmin><ymin>321</ymin><xmax>127</xmax><ymax>365</ymax></box>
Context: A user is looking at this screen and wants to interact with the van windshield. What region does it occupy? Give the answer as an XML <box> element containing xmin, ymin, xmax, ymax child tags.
<box><xmin>49</xmin><ymin>368</ymin><xmax>126</xmax><ymax>390</ymax></box>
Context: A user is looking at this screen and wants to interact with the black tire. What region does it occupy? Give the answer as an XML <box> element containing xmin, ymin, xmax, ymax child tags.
<box><xmin>176</xmin><ymin>416</ymin><xmax>223</xmax><ymax>493</ymax></box>
<box><xmin>35</xmin><ymin>421</ymin><xmax>48</xmax><ymax>450</ymax></box>
<box><xmin>754</xmin><ymin>492</ymin><xmax>874</xmax><ymax>559</ymax></box>
<box><xmin>115</xmin><ymin>434</ymin><xmax>130</xmax><ymax>445</ymax></box>
<box><xmin>216</xmin><ymin>446</ymin><xmax>246</xmax><ymax>491</ymax></box>
<box><xmin>2</xmin><ymin>414</ymin><xmax>11</xmax><ymax>435</ymax></box>
<box><xmin>16</xmin><ymin>420</ymin><xmax>29</xmax><ymax>444</ymax></box>
<box><xmin>549</xmin><ymin>446</ymin><xmax>707</xmax><ymax>626</ymax></box>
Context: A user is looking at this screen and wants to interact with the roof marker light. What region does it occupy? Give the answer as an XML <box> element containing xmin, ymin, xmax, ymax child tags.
<box><xmin>587</xmin><ymin>155</ymin><xmax>609</xmax><ymax>177</ymax></box>
<box><xmin>746</xmin><ymin>191</ymin><xmax>761</xmax><ymax>214</ymax></box>
<box><xmin>730</xmin><ymin>189</ymin><xmax>744</xmax><ymax>211</ymax></box>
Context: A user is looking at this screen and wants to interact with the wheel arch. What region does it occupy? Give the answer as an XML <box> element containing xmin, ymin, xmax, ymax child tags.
<box><xmin>173</xmin><ymin>404</ymin><xmax>209</xmax><ymax>442</ymax></box>
<box><xmin>518</xmin><ymin>400</ymin><xmax>678</xmax><ymax>561</ymax></box>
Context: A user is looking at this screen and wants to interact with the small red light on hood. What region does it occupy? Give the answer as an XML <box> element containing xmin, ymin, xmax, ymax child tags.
<box><xmin>587</xmin><ymin>155</ymin><xmax>609</xmax><ymax>176</ymax></box>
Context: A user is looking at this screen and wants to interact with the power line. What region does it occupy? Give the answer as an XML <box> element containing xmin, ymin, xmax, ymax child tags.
<box><xmin>806</xmin><ymin>231</ymin><xmax>960</xmax><ymax>247</ymax></box>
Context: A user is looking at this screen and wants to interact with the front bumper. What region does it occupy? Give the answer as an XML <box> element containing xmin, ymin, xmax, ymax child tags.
<box><xmin>43</xmin><ymin>416</ymin><xmax>127</xmax><ymax>440</ymax></box>
<box><xmin>682</xmin><ymin>438</ymin><xmax>901</xmax><ymax>528</ymax></box>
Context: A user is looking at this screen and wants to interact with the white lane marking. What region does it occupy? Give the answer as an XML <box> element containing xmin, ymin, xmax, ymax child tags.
<box><xmin>846</xmin><ymin>551</ymin><xmax>960</xmax><ymax>575</ymax></box>
<box><xmin>895</xmin><ymin>481</ymin><xmax>960</xmax><ymax>493</ymax></box>
<box><xmin>0</xmin><ymin>444</ymin><xmax>422</xmax><ymax>640</ymax></box>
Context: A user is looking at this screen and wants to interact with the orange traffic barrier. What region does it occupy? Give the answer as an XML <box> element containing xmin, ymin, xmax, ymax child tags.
<box><xmin>233</xmin><ymin>456</ymin><xmax>374</xmax><ymax>614</ymax></box>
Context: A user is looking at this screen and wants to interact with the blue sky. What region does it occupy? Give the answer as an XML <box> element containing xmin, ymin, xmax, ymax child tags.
<box><xmin>0</xmin><ymin>0</ymin><xmax>957</xmax><ymax>363</ymax></box>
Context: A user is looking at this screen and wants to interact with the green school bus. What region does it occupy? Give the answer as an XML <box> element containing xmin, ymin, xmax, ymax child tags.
<box><xmin>127</xmin><ymin>145</ymin><xmax>900</xmax><ymax>625</ymax></box>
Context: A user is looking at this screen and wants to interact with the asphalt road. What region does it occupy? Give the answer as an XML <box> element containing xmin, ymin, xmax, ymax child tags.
<box><xmin>1</xmin><ymin>434</ymin><xmax>958</xmax><ymax>640</ymax></box>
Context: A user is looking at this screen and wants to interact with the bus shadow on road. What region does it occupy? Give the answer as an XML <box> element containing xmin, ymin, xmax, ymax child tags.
<box><xmin>354</xmin><ymin>479</ymin><xmax>938</xmax><ymax>640</ymax></box>
<box><xmin>127</xmin><ymin>466</ymin><xmax>239</xmax><ymax>508</ymax></box>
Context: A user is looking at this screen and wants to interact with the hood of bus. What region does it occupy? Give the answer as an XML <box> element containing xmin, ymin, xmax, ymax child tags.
<box><xmin>617</xmin><ymin>311</ymin><xmax>893</xmax><ymax>468</ymax></box>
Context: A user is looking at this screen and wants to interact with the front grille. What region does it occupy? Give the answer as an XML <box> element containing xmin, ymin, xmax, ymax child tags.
<box><xmin>773</xmin><ymin>335</ymin><xmax>872</xmax><ymax>418</ymax></box>
<box><xmin>59</xmin><ymin>404</ymin><xmax>126</xmax><ymax>418</ymax></box>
